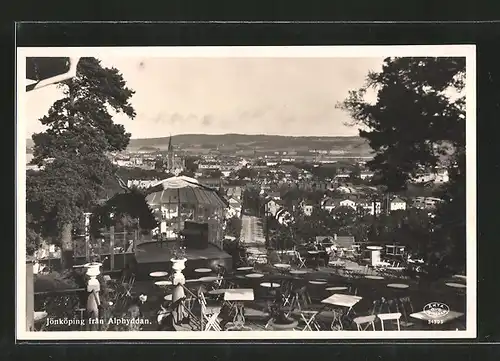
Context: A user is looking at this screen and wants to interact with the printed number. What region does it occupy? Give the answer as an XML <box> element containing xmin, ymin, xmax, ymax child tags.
<box><xmin>428</xmin><ymin>319</ymin><xmax>444</xmax><ymax>325</ymax></box>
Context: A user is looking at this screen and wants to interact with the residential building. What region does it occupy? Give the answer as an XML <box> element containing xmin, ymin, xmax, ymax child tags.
<box><xmin>227</xmin><ymin>197</ymin><xmax>242</xmax><ymax>218</ymax></box>
<box><xmin>127</xmin><ymin>179</ymin><xmax>160</xmax><ymax>189</ymax></box>
<box><xmin>360</xmin><ymin>172</ymin><xmax>374</xmax><ymax>180</ymax></box>
<box><xmin>412</xmin><ymin>169</ymin><xmax>449</xmax><ymax>184</ymax></box>
<box><xmin>357</xmin><ymin>200</ymin><xmax>382</xmax><ymax>216</ymax></box>
<box><xmin>390</xmin><ymin>197</ymin><xmax>407</xmax><ymax>211</ymax></box>
<box><xmin>197</xmin><ymin>177</ymin><xmax>223</xmax><ymax>189</ymax></box>
<box><xmin>339</xmin><ymin>199</ymin><xmax>357</xmax><ymax>210</ymax></box>
<box><xmin>267</xmin><ymin>191</ymin><xmax>281</xmax><ymax>201</ymax></box>
<box><xmin>335</xmin><ymin>173</ymin><xmax>351</xmax><ymax>180</ymax></box>
<box><xmin>320</xmin><ymin>197</ymin><xmax>337</xmax><ymax>213</ymax></box>
<box><xmin>264</xmin><ymin>199</ymin><xmax>281</xmax><ymax>217</ymax></box>
<box><xmin>412</xmin><ymin>197</ymin><xmax>443</xmax><ymax>210</ymax></box>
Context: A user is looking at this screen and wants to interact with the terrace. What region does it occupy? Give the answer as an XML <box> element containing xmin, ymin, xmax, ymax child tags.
<box><xmin>31</xmin><ymin>242</ymin><xmax>466</xmax><ymax>333</ymax></box>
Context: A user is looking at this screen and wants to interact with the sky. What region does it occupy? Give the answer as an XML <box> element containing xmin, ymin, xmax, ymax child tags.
<box><xmin>24</xmin><ymin>57</ymin><xmax>384</xmax><ymax>139</ymax></box>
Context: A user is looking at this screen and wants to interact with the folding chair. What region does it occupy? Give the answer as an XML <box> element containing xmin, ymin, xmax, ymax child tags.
<box><xmin>294</xmin><ymin>251</ymin><xmax>306</xmax><ymax>269</ymax></box>
<box><xmin>299</xmin><ymin>310</ymin><xmax>321</xmax><ymax>331</ymax></box>
<box><xmin>199</xmin><ymin>292</ymin><xmax>222</xmax><ymax>331</ymax></box>
<box><xmin>214</xmin><ymin>265</ymin><xmax>226</xmax><ymax>289</ymax></box>
<box><xmin>378</xmin><ymin>312</ymin><xmax>402</xmax><ymax>331</ymax></box>
<box><xmin>122</xmin><ymin>274</ymin><xmax>136</xmax><ymax>298</ymax></box>
<box><xmin>281</xmin><ymin>281</ymin><xmax>294</xmax><ymax>308</ymax></box>
<box><xmin>353</xmin><ymin>315</ymin><xmax>376</xmax><ymax>331</ymax></box>
<box><xmin>284</xmin><ymin>288</ymin><xmax>303</xmax><ymax>318</ymax></box>
<box><xmin>285</xmin><ymin>286</ymin><xmax>311</xmax><ymax>320</ymax></box>
<box><xmin>398</xmin><ymin>296</ymin><xmax>415</xmax><ymax>327</ymax></box>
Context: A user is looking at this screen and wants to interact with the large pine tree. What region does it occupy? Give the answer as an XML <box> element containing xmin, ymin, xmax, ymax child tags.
<box><xmin>338</xmin><ymin>57</ymin><xmax>466</xmax><ymax>270</ymax></box>
<box><xmin>27</xmin><ymin>57</ymin><xmax>136</xmax><ymax>269</ymax></box>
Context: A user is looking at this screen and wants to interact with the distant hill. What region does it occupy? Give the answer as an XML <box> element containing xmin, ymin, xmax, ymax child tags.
<box><xmin>25</xmin><ymin>134</ymin><xmax>374</xmax><ymax>155</ymax></box>
<box><xmin>138</xmin><ymin>146</ymin><xmax>160</xmax><ymax>152</ymax></box>
<box><xmin>127</xmin><ymin>134</ymin><xmax>373</xmax><ymax>154</ymax></box>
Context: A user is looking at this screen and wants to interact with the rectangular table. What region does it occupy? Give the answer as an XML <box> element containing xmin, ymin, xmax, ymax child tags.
<box><xmin>224</xmin><ymin>289</ymin><xmax>255</xmax><ymax>331</ymax></box>
<box><xmin>322</xmin><ymin>294</ymin><xmax>362</xmax><ymax>308</ymax></box>
<box><xmin>320</xmin><ymin>294</ymin><xmax>363</xmax><ymax>330</ymax></box>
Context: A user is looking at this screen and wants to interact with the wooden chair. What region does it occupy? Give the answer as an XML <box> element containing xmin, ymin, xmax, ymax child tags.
<box><xmin>353</xmin><ymin>315</ymin><xmax>376</xmax><ymax>331</ymax></box>
<box><xmin>377</xmin><ymin>312</ymin><xmax>402</xmax><ymax>331</ymax></box>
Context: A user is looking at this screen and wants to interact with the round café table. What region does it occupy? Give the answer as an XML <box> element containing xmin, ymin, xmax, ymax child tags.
<box><xmin>194</xmin><ymin>268</ymin><xmax>212</xmax><ymax>274</ymax></box>
<box><xmin>260</xmin><ymin>282</ymin><xmax>281</xmax><ymax>289</ymax></box>
<box><xmin>325</xmin><ymin>286</ymin><xmax>348</xmax><ymax>292</ymax></box>
<box><xmin>245</xmin><ymin>273</ymin><xmax>265</xmax><ymax>279</ymax></box>
<box><xmin>387</xmin><ymin>283</ymin><xmax>409</xmax><ymax>289</ymax></box>
<box><xmin>236</xmin><ymin>266</ymin><xmax>254</xmax><ymax>272</ymax></box>
<box><xmin>308</xmin><ymin>279</ymin><xmax>328</xmax><ymax>285</ymax></box>
<box><xmin>274</xmin><ymin>263</ymin><xmax>292</xmax><ymax>273</ymax></box>
<box><xmin>365</xmin><ymin>275</ymin><xmax>385</xmax><ymax>280</ymax></box>
<box><xmin>198</xmin><ymin>276</ymin><xmax>221</xmax><ymax>282</ymax></box>
<box><xmin>445</xmin><ymin>282</ymin><xmax>466</xmax><ymax>289</ymax></box>
<box><xmin>155</xmin><ymin>280</ymin><xmax>173</xmax><ymax>287</ymax></box>
<box><xmin>150</xmin><ymin>271</ymin><xmax>169</xmax><ymax>278</ymax></box>
<box><xmin>453</xmin><ymin>275</ymin><xmax>467</xmax><ymax>281</ymax></box>
<box><xmin>290</xmin><ymin>269</ymin><xmax>308</xmax><ymax>276</ymax></box>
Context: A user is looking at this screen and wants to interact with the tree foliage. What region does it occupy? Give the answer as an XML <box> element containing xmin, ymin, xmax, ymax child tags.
<box><xmin>90</xmin><ymin>188</ymin><xmax>158</xmax><ymax>237</ymax></box>
<box><xmin>225</xmin><ymin>216</ymin><xmax>242</xmax><ymax>239</ymax></box>
<box><xmin>26</xmin><ymin>57</ymin><xmax>136</xmax><ymax>268</ymax></box>
<box><xmin>338</xmin><ymin>57</ymin><xmax>465</xmax><ymax>191</ymax></box>
<box><xmin>338</xmin><ymin>57</ymin><xmax>466</xmax><ymax>271</ymax></box>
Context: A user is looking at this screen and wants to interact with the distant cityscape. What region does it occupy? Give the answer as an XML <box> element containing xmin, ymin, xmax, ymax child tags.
<box><xmin>27</xmin><ymin>134</ymin><xmax>448</xmax><ymax>222</ymax></box>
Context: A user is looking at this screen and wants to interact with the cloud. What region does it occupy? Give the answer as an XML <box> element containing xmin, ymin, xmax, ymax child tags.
<box><xmin>148</xmin><ymin>112</ymin><xmax>165</xmax><ymax>124</ymax></box>
<box><xmin>201</xmin><ymin>115</ymin><xmax>213</xmax><ymax>126</ymax></box>
<box><xmin>170</xmin><ymin>113</ymin><xmax>183</xmax><ymax>124</ymax></box>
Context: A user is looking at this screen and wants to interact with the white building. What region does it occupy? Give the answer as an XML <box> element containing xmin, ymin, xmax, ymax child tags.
<box><xmin>390</xmin><ymin>197</ymin><xmax>407</xmax><ymax>211</ymax></box>
<box><xmin>357</xmin><ymin>201</ymin><xmax>382</xmax><ymax>216</ymax></box>
<box><xmin>127</xmin><ymin>179</ymin><xmax>160</xmax><ymax>189</ymax></box>
<box><xmin>412</xmin><ymin>197</ymin><xmax>443</xmax><ymax>209</ymax></box>
<box><xmin>412</xmin><ymin>169</ymin><xmax>449</xmax><ymax>184</ymax></box>
<box><xmin>265</xmin><ymin>199</ymin><xmax>281</xmax><ymax>216</ymax></box>
<box><xmin>360</xmin><ymin>172</ymin><xmax>374</xmax><ymax>180</ymax></box>
<box><xmin>339</xmin><ymin>199</ymin><xmax>357</xmax><ymax>210</ymax></box>
<box><xmin>226</xmin><ymin>197</ymin><xmax>242</xmax><ymax>218</ymax></box>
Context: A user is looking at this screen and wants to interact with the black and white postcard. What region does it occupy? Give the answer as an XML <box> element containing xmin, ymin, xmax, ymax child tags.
<box><xmin>16</xmin><ymin>45</ymin><xmax>476</xmax><ymax>340</ymax></box>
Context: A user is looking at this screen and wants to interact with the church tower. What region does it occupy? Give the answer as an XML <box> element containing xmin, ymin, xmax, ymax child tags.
<box><xmin>166</xmin><ymin>135</ymin><xmax>174</xmax><ymax>173</ymax></box>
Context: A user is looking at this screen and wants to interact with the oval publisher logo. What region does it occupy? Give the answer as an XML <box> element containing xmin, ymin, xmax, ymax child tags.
<box><xmin>423</xmin><ymin>302</ymin><xmax>450</xmax><ymax>318</ymax></box>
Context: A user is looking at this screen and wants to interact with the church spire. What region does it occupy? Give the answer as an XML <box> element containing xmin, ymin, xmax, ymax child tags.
<box><xmin>168</xmin><ymin>134</ymin><xmax>173</xmax><ymax>151</ymax></box>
